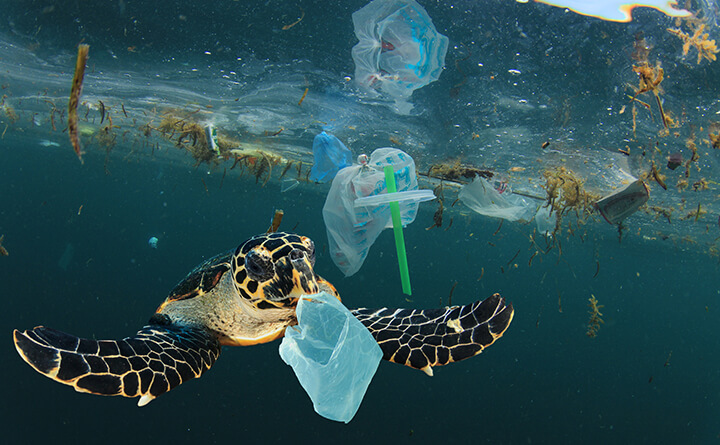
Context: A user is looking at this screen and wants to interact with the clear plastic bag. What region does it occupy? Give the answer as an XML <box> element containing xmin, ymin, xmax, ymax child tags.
<box><xmin>459</xmin><ymin>176</ymin><xmax>535</xmax><ymax>222</ymax></box>
<box><xmin>279</xmin><ymin>291</ymin><xmax>382</xmax><ymax>423</ymax></box>
<box><xmin>309</xmin><ymin>131</ymin><xmax>353</xmax><ymax>183</ymax></box>
<box><xmin>534</xmin><ymin>205</ymin><xmax>556</xmax><ymax>237</ymax></box>
<box><xmin>352</xmin><ymin>0</ymin><xmax>449</xmax><ymax>112</ymax></box>
<box><xmin>323</xmin><ymin>148</ymin><xmax>420</xmax><ymax>276</ymax></box>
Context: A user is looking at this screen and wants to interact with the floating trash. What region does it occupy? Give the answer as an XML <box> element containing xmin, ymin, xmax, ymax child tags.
<box><xmin>667</xmin><ymin>152</ymin><xmax>683</xmax><ymax>170</ymax></box>
<box><xmin>595</xmin><ymin>179</ymin><xmax>650</xmax><ymax>224</ymax></box>
<box><xmin>309</xmin><ymin>131</ymin><xmax>353</xmax><ymax>183</ymax></box>
<box><xmin>459</xmin><ymin>176</ymin><xmax>535</xmax><ymax>222</ymax></box>
<box><xmin>204</xmin><ymin>125</ymin><xmax>219</xmax><ymax>154</ymax></box>
<box><xmin>39</xmin><ymin>139</ymin><xmax>60</xmax><ymax>147</ymax></box>
<box><xmin>148</xmin><ymin>236</ymin><xmax>159</xmax><ymax>249</ymax></box>
<box><xmin>352</xmin><ymin>0</ymin><xmax>448</xmax><ymax>113</ymax></box>
<box><xmin>323</xmin><ymin>147</ymin><xmax>426</xmax><ymax>276</ymax></box>
<box><xmin>281</xmin><ymin>178</ymin><xmax>300</xmax><ymax>193</ymax></box>
<box><xmin>534</xmin><ymin>205</ymin><xmax>556</xmax><ymax>237</ymax></box>
<box><xmin>353</xmin><ymin>189</ymin><xmax>435</xmax><ymax>207</ymax></box>
<box><xmin>279</xmin><ymin>291</ymin><xmax>382</xmax><ymax>423</ymax></box>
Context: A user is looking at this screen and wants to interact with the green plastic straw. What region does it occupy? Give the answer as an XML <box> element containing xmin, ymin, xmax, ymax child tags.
<box><xmin>383</xmin><ymin>166</ymin><xmax>411</xmax><ymax>295</ymax></box>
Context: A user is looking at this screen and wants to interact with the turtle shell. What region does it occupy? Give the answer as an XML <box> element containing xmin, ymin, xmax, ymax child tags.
<box><xmin>165</xmin><ymin>251</ymin><xmax>232</xmax><ymax>303</ymax></box>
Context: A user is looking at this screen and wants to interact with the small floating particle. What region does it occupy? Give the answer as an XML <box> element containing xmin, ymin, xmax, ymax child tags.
<box><xmin>0</xmin><ymin>234</ymin><xmax>8</xmax><ymax>256</ymax></box>
<box><xmin>508</xmin><ymin>69</ymin><xmax>521</xmax><ymax>75</ymax></box>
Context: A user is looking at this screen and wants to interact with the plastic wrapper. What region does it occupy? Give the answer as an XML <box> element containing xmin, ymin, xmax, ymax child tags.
<box><xmin>352</xmin><ymin>0</ymin><xmax>449</xmax><ymax>113</ymax></box>
<box><xmin>459</xmin><ymin>176</ymin><xmax>535</xmax><ymax>222</ymax></box>
<box><xmin>309</xmin><ymin>131</ymin><xmax>353</xmax><ymax>183</ymax></box>
<box><xmin>323</xmin><ymin>148</ymin><xmax>420</xmax><ymax>276</ymax></box>
<box><xmin>279</xmin><ymin>291</ymin><xmax>382</xmax><ymax>423</ymax></box>
<box><xmin>595</xmin><ymin>179</ymin><xmax>649</xmax><ymax>224</ymax></box>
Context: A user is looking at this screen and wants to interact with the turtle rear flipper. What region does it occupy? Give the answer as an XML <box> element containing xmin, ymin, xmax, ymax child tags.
<box><xmin>351</xmin><ymin>293</ymin><xmax>513</xmax><ymax>376</ymax></box>
<box><xmin>13</xmin><ymin>324</ymin><xmax>220</xmax><ymax>406</ymax></box>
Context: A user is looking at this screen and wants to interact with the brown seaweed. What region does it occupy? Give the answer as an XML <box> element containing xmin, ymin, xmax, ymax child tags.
<box><xmin>68</xmin><ymin>44</ymin><xmax>90</xmax><ymax>163</ymax></box>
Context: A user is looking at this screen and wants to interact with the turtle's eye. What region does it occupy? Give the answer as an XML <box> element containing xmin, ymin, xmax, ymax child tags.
<box><xmin>303</xmin><ymin>238</ymin><xmax>315</xmax><ymax>267</ymax></box>
<box><xmin>244</xmin><ymin>250</ymin><xmax>274</xmax><ymax>282</ymax></box>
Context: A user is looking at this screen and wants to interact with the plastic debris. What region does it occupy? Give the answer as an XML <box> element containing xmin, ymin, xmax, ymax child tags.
<box><xmin>354</xmin><ymin>189</ymin><xmax>435</xmax><ymax>207</ymax></box>
<box><xmin>281</xmin><ymin>178</ymin><xmax>299</xmax><ymax>193</ymax></box>
<box><xmin>595</xmin><ymin>179</ymin><xmax>650</xmax><ymax>224</ymax></box>
<box><xmin>323</xmin><ymin>148</ymin><xmax>427</xmax><ymax>276</ymax></box>
<box><xmin>352</xmin><ymin>0</ymin><xmax>448</xmax><ymax>113</ymax></box>
<box><xmin>148</xmin><ymin>236</ymin><xmax>159</xmax><ymax>248</ymax></box>
<box><xmin>309</xmin><ymin>131</ymin><xmax>353</xmax><ymax>183</ymax></box>
<box><xmin>459</xmin><ymin>176</ymin><xmax>535</xmax><ymax>222</ymax></box>
<box><xmin>204</xmin><ymin>125</ymin><xmax>219</xmax><ymax>154</ymax></box>
<box><xmin>534</xmin><ymin>205</ymin><xmax>556</xmax><ymax>237</ymax></box>
<box><xmin>279</xmin><ymin>291</ymin><xmax>382</xmax><ymax>423</ymax></box>
<box><xmin>667</xmin><ymin>152</ymin><xmax>682</xmax><ymax>170</ymax></box>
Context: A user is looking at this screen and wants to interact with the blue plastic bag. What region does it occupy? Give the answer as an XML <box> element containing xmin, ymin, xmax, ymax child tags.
<box><xmin>279</xmin><ymin>292</ymin><xmax>382</xmax><ymax>423</ymax></box>
<box><xmin>352</xmin><ymin>0</ymin><xmax>449</xmax><ymax>112</ymax></box>
<box><xmin>309</xmin><ymin>131</ymin><xmax>353</xmax><ymax>183</ymax></box>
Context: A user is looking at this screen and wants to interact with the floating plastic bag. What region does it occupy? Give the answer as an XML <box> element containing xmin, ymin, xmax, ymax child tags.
<box><xmin>534</xmin><ymin>205</ymin><xmax>556</xmax><ymax>237</ymax></box>
<box><xmin>352</xmin><ymin>0</ymin><xmax>449</xmax><ymax>112</ymax></box>
<box><xmin>459</xmin><ymin>176</ymin><xmax>535</xmax><ymax>222</ymax></box>
<box><xmin>279</xmin><ymin>291</ymin><xmax>382</xmax><ymax>423</ymax></box>
<box><xmin>323</xmin><ymin>148</ymin><xmax>425</xmax><ymax>276</ymax></box>
<box><xmin>309</xmin><ymin>131</ymin><xmax>353</xmax><ymax>183</ymax></box>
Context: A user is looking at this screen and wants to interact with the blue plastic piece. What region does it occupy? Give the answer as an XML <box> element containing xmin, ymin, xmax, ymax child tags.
<box><xmin>309</xmin><ymin>131</ymin><xmax>353</xmax><ymax>183</ymax></box>
<box><xmin>278</xmin><ymin>291</ymin><xmax>382</xmax><ymax>423</ymax></box>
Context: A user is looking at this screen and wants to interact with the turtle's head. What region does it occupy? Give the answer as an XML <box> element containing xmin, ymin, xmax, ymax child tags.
<box><xmin>232</xmin><ymin>232</ymin><xmax>322</xmax><ymax>310</ymax></box>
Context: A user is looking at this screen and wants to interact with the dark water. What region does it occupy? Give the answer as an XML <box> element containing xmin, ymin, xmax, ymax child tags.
<box><xmin>2</xmin><ymin>135</ymin><xmax>719</xmax><ymax>444</ymax></box>
<box><xmin>2</xmin><ymin>0</ymin><xmax>720</xmax><ymax>443</ymax></box>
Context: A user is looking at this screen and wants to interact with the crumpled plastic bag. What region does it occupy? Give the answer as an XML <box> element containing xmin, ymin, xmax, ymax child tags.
<box><xmin>459</xmin><ymin>176</ymin><xmax>535</xmax><ymax>222</ymax></box>
<box><xmin>279</xmin><ymin>291</ymin><xmax>382</xmax><ymax>423</ymax></box>
<box><xmin>323</xmin><ymin>147</ymin><xmax>419</xmax><ymax>276</ymax></box>
<box><xmin>309</xmin><ymin>131</ymin><xmax>353</xmax><ymax>183</ymax></box>
<box><xmin>352</xmin><ymin>0</ymin><xmax>449</xmax><ymax>113</ymax></box>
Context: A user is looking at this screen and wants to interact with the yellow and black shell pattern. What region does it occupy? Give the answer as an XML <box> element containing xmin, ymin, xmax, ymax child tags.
<box><xmin>163</xmin><ymin>251</ymin><xmax>233</xmax><ymax>304</ymax></box>
<box><xmin>230</xmin><ymin>232</ymin><xmax>320</xmax><ymax>309</ymax></box>
<box><xmin>13</xmin><ymin>232</ymin><xmax>514</xmax><ymax>408</ymax></box>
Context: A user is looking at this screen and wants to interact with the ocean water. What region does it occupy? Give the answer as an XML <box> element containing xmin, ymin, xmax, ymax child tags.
<box><xmin>1</xmin><ymin>0</ymin><xmax>719</xmax><ymax>443</ymax></box>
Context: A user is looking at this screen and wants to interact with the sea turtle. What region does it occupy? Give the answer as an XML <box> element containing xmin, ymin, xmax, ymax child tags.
<box><xmin>13</xmin><ymin>232</ymin><xmax>513</xmax><ymax>407</ymax></box>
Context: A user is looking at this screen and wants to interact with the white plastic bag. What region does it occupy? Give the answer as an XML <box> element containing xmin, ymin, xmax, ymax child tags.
<box><xmin>352</xmin><ymin>0</ymin><xmax>448</xmax><ymax>112</ymax></box>
<box><xmin>279</xmin><ymin>292</ymin><xmax>382</xmax><ymax>423</ymax></box>
<box><xmin>323</xmin><ymin>148</ymin><xmax>420</xmax><ymax>276</ymax></box>
<box><xmin>459</xmin><ymin>176</ymin><xmax>535</xmax><ymax>222</ymax></box>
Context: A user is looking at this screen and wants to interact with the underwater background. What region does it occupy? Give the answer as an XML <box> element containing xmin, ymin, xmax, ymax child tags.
<box><xmin>1</xmin><ymin>0</ymin><xmax>719</xmax><ymax>443</ymax></box>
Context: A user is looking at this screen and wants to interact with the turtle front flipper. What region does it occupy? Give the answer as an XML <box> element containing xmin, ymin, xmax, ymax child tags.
<box><xmin>351</xmin><ymin>293</ymin><xmax>513</xmax><ymax>376</ymax></box>
<box><xmin>13</xmin><ymin>324</ymin><xmax>220</xmax><ymax>406</ymax></box>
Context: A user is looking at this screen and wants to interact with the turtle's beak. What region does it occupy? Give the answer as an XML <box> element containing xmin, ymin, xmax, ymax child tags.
<box><xmin>287</xmin><ymin>249</ymin><xmax>319</xmax><ymax>296</ymax></box>
<box><xmin>263</xmin><ymin>249</ymin><xmax>320</xmax><ymax>303</ymax></box>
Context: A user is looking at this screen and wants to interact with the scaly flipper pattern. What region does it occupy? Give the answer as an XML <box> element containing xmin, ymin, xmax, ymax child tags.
<box><xmin>13</xmin><ymin>324</ymin><xmax>220</xmax><ymax>406</ymax></box>
<box><xmin>351</xmin><ymin>293</ymin><xmax>513</xmax><ymax>375</ymax></box>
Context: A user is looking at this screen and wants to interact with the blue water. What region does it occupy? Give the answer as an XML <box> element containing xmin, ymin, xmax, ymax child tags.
<box><xmin>1</xmin><ymin>0</ymin><xmax>720</xmax><ymax>443</ymax></box>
